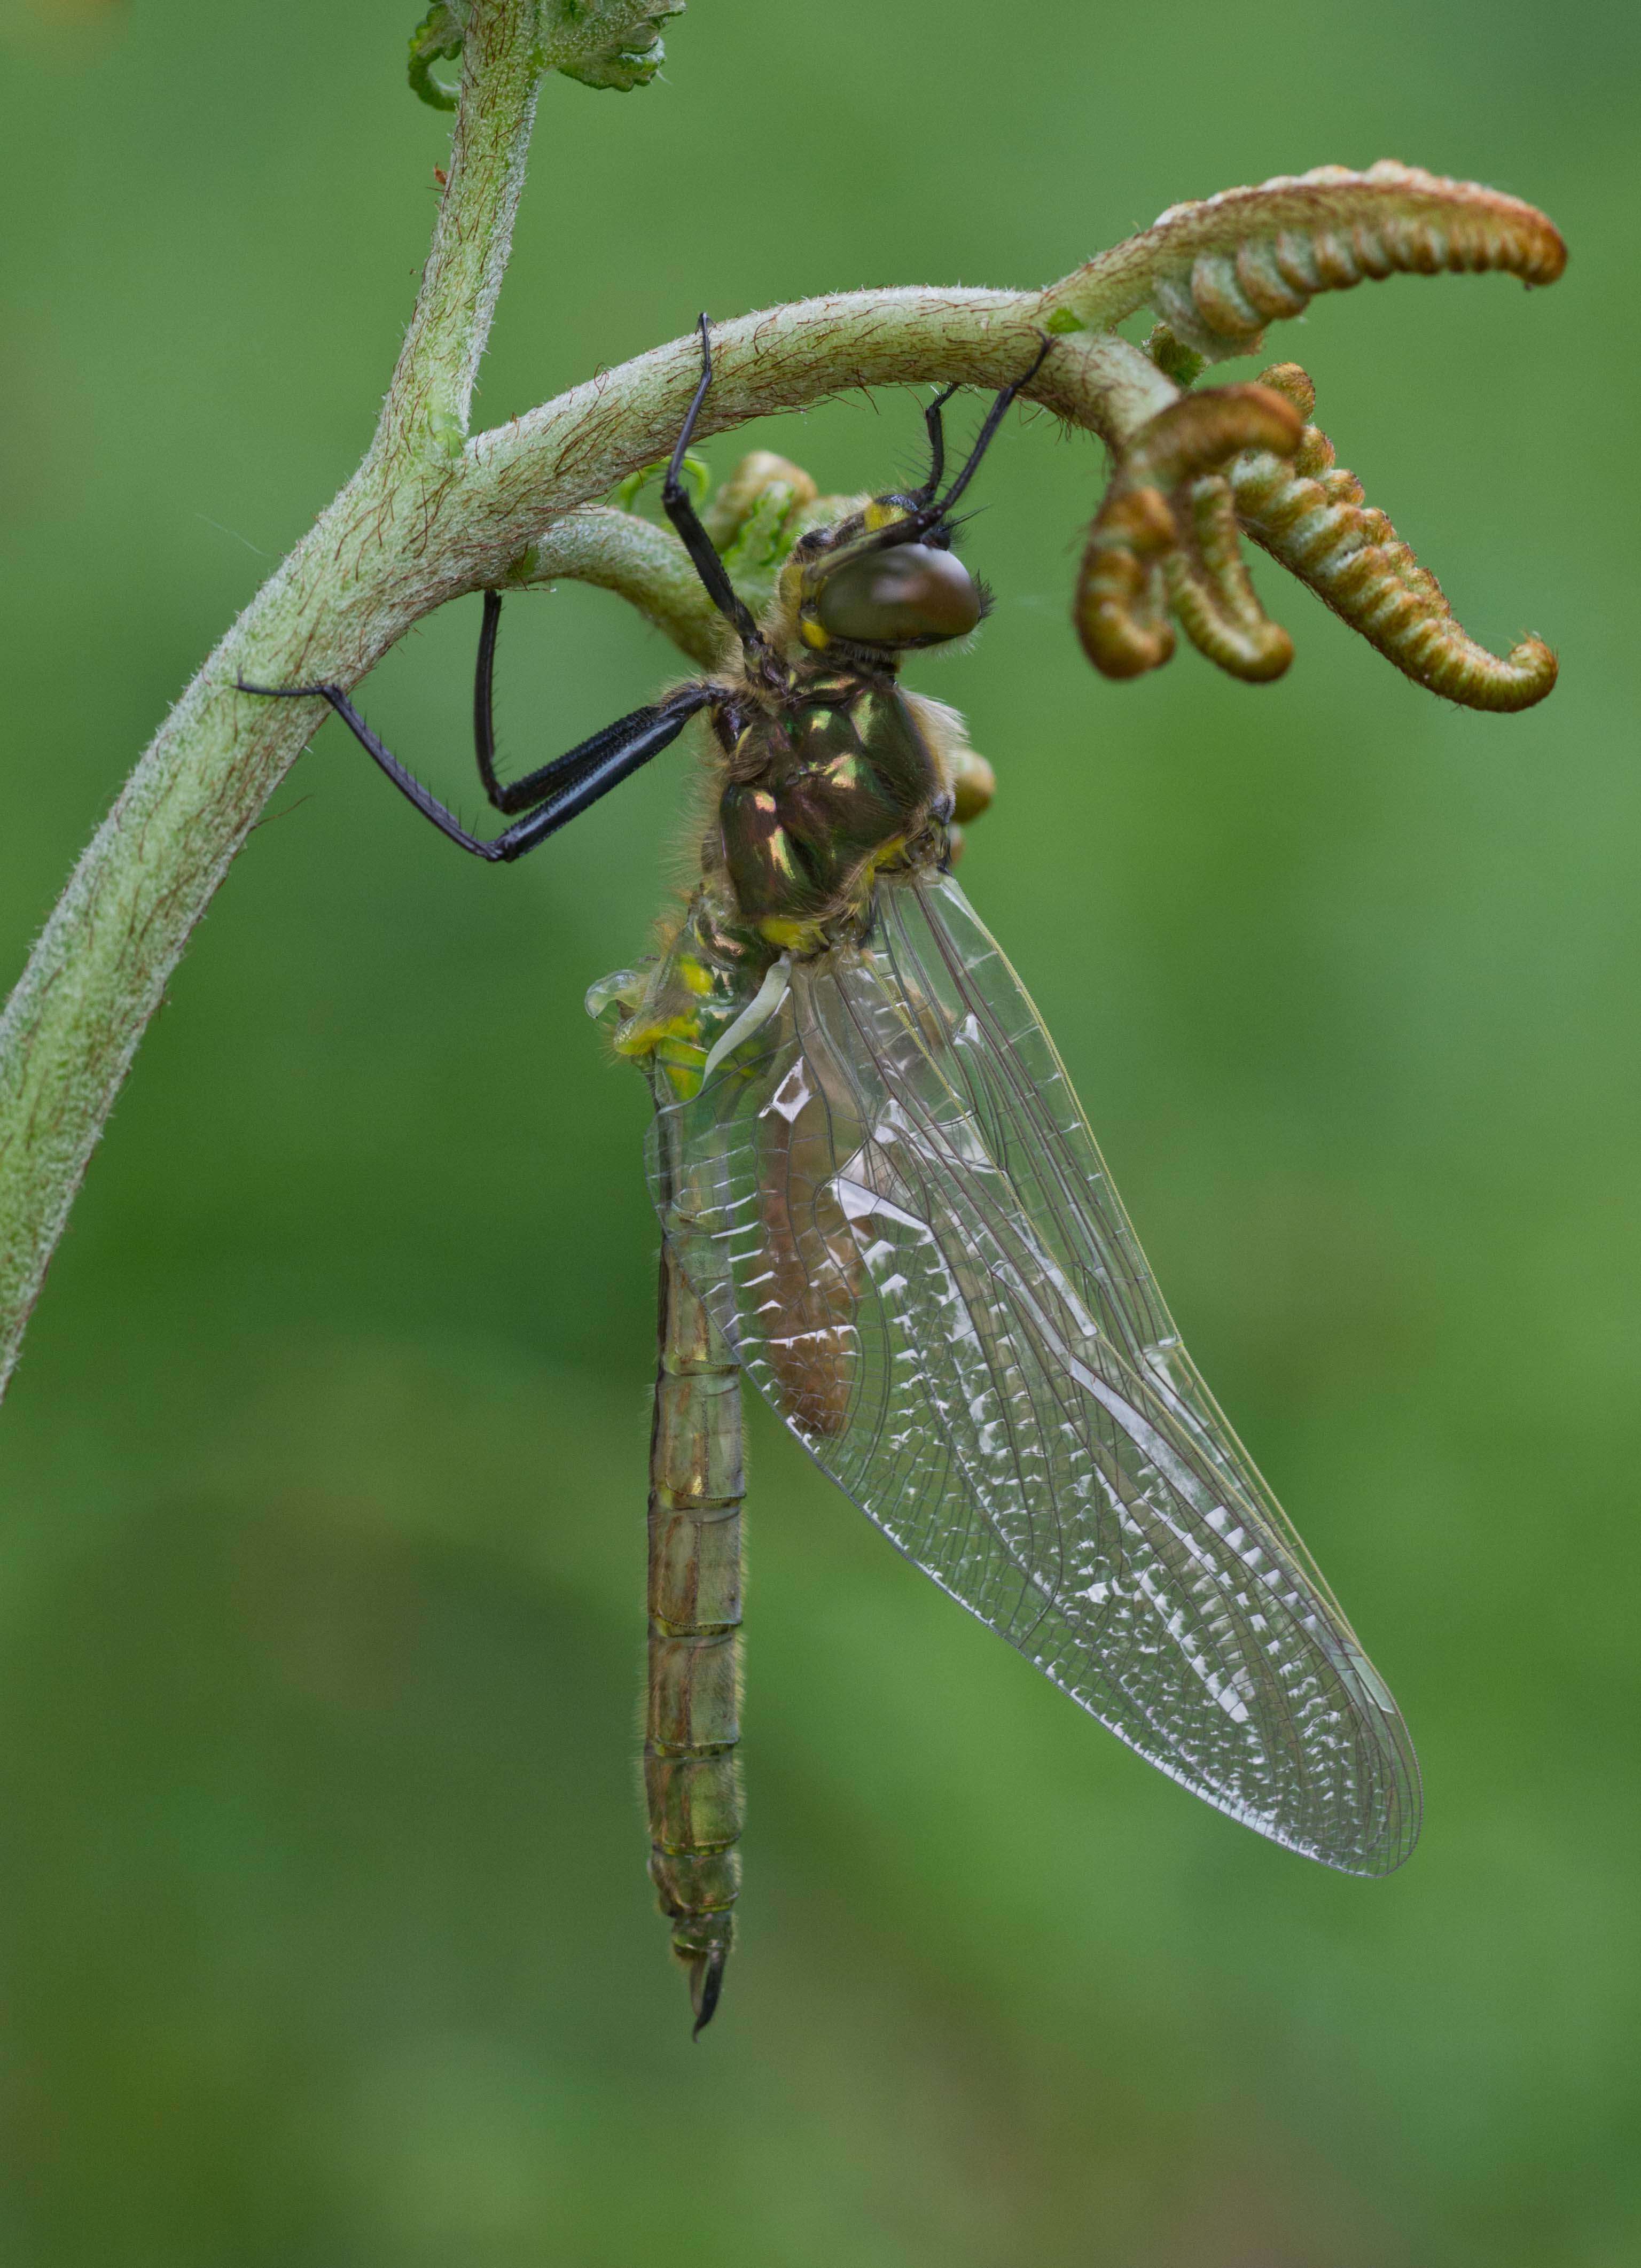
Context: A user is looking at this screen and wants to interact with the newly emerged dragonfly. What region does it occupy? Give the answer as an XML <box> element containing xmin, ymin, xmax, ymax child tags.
<box><xmin>246</xmin><ymin>322</ymin><xmax>1419</xmax><ymax>2036</ymax></box>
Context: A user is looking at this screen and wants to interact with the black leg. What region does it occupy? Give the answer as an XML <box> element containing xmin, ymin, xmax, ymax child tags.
<box><xmin>933</xmin><ymin>336</ymin><xmax>1053</xmax><ymax>517</ymax></box>
<box><xmin>912</xmin><ymin>384</ymin><xmax>960</xmax><ymax>505</ymax></box>
<box><xmin>237</xmin><ymin>677</ymin><xmax>714</xmax><ymax>863</ymax></box>
<box><xmin>469</xmin><ymin>588</ymin><xmax>632</xmax><ymax>817</ymax></box>
<box><xmin>487</xmin><ymin>691</ymin><xmax>715</xmax><ymax>858</ymax></box>
<box><xmin>660</xmin><ymin>316</ymin><xmax>767</xmax><ymax>658</ymax></box>
<box><xmin>472</xmin><ymin>587</ymin><xmax>510</xmax><ymax>811</ymax></box>
<box><xmin>850</xmin><ymin>340</ymin><xmax>1055</xmax><ymax>565</ymax></box>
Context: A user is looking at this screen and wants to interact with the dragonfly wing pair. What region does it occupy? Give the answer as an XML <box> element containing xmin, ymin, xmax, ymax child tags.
<box><xmin>647</xmin><ymin>868</ymin><xmax>1420</xmax><ymax>1876</ymax></box>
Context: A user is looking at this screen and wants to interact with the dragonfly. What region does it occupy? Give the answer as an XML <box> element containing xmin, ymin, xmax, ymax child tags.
<box><xmin>244</xmin><ymin>319</ymin><xmax>1420</xmax><ymax>2036</ymax></box>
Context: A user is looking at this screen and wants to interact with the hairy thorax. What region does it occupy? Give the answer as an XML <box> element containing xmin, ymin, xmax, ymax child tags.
<box><xmin>612</xmin><ymin>676</ymin><xmax>982</xmax><ymax>1097</ymax></box>
<box><xmin>715</xmin><ymin>679</ymin><xmax>947</xmax><ymax>948</ymax></box>
<box><xmin>609</xmin><ymin>495</ymin><xmax>997</xmax><ymax>1095</ymax></box>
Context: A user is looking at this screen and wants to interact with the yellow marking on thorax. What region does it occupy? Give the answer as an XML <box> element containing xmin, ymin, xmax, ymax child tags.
<box><xmin>614</xmin><ymin>1010</ymin><xmax>702</xmax><ymax>1061</ymax></box>
<box><xmin>756</xmin><ymin>916</ymin><xmax>826</xmax><ymax>954</ymax></box>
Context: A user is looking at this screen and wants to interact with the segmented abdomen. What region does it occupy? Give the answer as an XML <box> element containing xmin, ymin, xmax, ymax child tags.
<box><xmin>646</xmin><ymin>1235</ymin><xmax>745</xmax><ymax>2033</ymax></box>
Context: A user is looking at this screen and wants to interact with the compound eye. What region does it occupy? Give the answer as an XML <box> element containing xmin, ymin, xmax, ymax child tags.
<box><xmin>814</xmin><ymin>543</ymin><xmax>982</xmax><ymax>646</ymax></box>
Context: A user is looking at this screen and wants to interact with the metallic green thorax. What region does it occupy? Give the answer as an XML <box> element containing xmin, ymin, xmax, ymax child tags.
<box><xmin>611</xmin><ymin>683</ymin><xmax>960</xmax><ymax>1106</ymax></box>
<box><xmin>720</xmin><ymin>686</ymin><xmax>945</xmax><ymax>943</ymax></box>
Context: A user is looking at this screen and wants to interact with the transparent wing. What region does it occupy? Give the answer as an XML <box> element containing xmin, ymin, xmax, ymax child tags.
<box><xmin>647</xmin><ymin>869</ymin><xmax>1420</xmax><ymax>1874</ymax></box>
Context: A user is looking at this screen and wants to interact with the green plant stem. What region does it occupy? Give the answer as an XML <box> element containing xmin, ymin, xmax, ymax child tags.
<box><xmin>380</xmin><ymin>0</ymin><xmax>542</xmax><ymax>458</ymax></box>
<box><xmin>0</xmin><ymin>0</ymin><xmax>551</xmax><ymax>1400</ymax></box>
<box><xmin>0</xmin><ymin>235</ymin><xmax>1171</xmax><ymax>1401</ymax></box>
<box><xmin>509</xmin><ymin>508</ymin><xmax>732</xmax><ymax>671</ymax></box>
<box><xmin>0</xmin><ymin>81</ymin><xmax>1566</xmax><ymax>1401</ymax></box>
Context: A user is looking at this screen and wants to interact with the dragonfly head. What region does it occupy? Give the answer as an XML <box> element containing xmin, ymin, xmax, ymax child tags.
<box><xmin>786</xmin><ymin>498</ymin><xmax>987</xmax><ymax>659</ymax></box>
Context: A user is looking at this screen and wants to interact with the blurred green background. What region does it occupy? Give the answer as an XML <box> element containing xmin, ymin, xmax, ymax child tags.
<box><xmin>2</xmin><ymin>0</ymin><xmax>1636</xmax><ymax>2261</ymax></box>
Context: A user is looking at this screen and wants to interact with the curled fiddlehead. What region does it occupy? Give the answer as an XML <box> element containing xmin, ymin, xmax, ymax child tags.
<box><xmin>1229</xmin><ymin>364</ymin><xmax>1557</xmax><ymax>711</ymax></box>
<box><xmin>1044</xmin><ymin>161</ymin><xmax>1567</xmax><ymax>361</ymax></box>
<box><xmin>408</xmin><ymin>0</ymin><xmax>683</xmax><ymax>106</ymax></box>
<box><xmin>1074</xmin><ymin>385</ymin><xmax>1303</xmax><ymax>679</ymax></box>
<box><xmin>407</xmin><ymin>1</ymin><xmax>468</xmax><ymax>109</ymax></box>
<box><xmin>544</xmin><ymin>0</ymin><xmax>686</xmax><ymax>91</ymax></box>
<box><xmin>1162</xmin><ymin>471</ymin><xmax>1297</xmax><ymax>683</ymax></box>
<box><xmin>1061</xmin><ymin>163</ymin><xmax>1565</xmax><ymax>704</ymax></box>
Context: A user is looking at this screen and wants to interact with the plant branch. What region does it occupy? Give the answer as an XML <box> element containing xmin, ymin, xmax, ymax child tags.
<box><xmin>0</xmin><ymin>108</ymin><xmax>1565</xmax><ymax>1404</ymax></box>
<box><xmin>467</xmin><ymin>311</ymin><xmax>1169</xmax><ymax>558</ymax></box>
<box><xmin>0</xmin><ymin>0</ymin><xmax>551</xmax><ymax>1400</ymax></box>
<box><xmin>379</xmin><ymin>0</ymin><xmax>543</xmax><ymax>459</ymax></box>
<box><xmin>509</xmin><ymin>506</ymin><xmax>732</xmax><ymax>669</ymax></box>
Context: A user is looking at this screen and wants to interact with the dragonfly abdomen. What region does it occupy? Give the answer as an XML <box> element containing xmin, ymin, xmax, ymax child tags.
<box><xmin>646</xmin><ymin>1237</ymin><xmax>745</xmax><ymax>2034</ymax></box>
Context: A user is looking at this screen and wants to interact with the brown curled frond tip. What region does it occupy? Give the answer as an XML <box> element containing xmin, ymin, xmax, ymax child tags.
<box><xmin>1074</xmin><ymin>365</ymin><xmax>1557</xmax><ymax>711</ymax></box>
<box><xmin>1046</xmin><ymin>161</ymin><xmax>1566</xmax><ymax>361</ymax></box>
<box><xmin>1230</xmin><ymin>363</ymin><xmax>1558</xmax><ymax>712</ymax></box>
<box><xmin>1077</xmin><ymin>485</ymin><xmax>1180</xmax><ymax>680</ymax></box>
<box><xmin>1074</xmin><ymin>384</ymin><xmax>1303</xmax><ymax>681</ymax></box>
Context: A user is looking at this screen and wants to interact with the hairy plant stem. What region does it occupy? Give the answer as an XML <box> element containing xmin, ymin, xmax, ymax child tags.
<box><xmin>0</xmin><ymin>0</ymin><xmax>550</xmax><ymax>1399</ymax></box>
<box><xmin>0</xmin><ymin>24</ymin><xmax>1563</xmax><ymax>1404</ymax></box>
<box><xmin>0</xmin><ymin>273</ymin><xmax>1163</xmax><ymax>1400</ymax></box>
<box><xmin>380</xmin><ymin>0</ymin><xmax>543</xmax><ymax>456</ymax></box>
